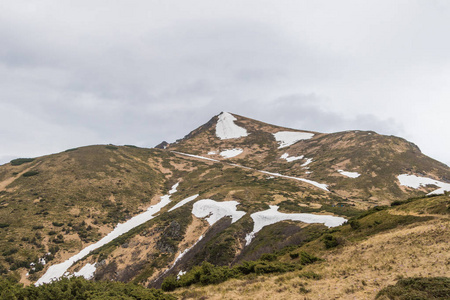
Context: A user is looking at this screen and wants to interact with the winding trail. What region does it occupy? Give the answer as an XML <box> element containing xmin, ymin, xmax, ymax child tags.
<box><xmin>171</xmin><ymin>151</ymin><xmax>329</xmax><ymax>192</ymax></box>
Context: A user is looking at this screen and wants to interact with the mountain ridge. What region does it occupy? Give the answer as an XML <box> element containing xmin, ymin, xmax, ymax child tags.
<box><xmin>0</xmin><ymin>112</ymin><xmax>449</xmax><ymax>299</ymax></box>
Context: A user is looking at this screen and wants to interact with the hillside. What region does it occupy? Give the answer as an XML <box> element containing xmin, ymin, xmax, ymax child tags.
<box><xmin>0</xmin><ymin>112</ymin><xmax>449</xmax><ymax>299</ymax></box>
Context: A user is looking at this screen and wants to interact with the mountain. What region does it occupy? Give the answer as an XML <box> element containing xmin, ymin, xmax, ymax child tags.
<box><xmin>0</xmin><ymin>112</ymin><xmax>449</xmax><ymax>299</ymax></box>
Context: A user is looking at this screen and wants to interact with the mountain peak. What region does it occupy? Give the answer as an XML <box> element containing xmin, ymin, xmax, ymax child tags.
<box><xmin>215</xmin><ymin>111</ymin><xmax>249</xmax><ymax>140</ymax></box>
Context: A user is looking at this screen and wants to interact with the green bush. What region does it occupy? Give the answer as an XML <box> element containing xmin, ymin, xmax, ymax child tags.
<box><xmin>23</xmin><ymin>171</ymin><xmax>39</xmax><ymax>177</ymax></box>
<box><xmin>0</xmin><ymin>223</ymin><xmax>10</xmax><ymax>229</ymax></box>
<box><xmin>162</xmin><ymin>253</ymin><xmax>319</xmax><ymax>291</ymax></box>
<box><xmin>323</xmin><ymin>234</ymin><xmax>340</xmax><ymax>249</ymax></box>
<box><xmin>10</xmin><ymin>158</ymin><xmax>34</xmax><ymax>166</ymax></box>
<box><xmin>0</xmin><ymin>276</ymin><xmax>175</xmax><ymax>299</ymax></box>
<box><xmin>349</xmin><ymin>220</ymin><xmax>361</xmax><ymax>230</ymax></box>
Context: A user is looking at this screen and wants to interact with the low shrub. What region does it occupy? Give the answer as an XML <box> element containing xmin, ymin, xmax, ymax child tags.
<box><xmin>162</xmin><ymin>252</ymin><xmax>319</xmax><ymax>291</ymax></box>
<box><xmin>22</xmin><ymin>171</ymin><xmax>39</xmax><ymax>177</ymax></box>
<box><xmin>10</xmin><ymin>158</ymin><xmax>34</xmax><ymax>166</ymax></box>
<box><xmin>323</xmin><ymin>234</ymin><xmax>340</xmax><ymax>249</ymax></box>
<box><xmin>0</xmin><ymin>276</ymin><xmax>175</xmax><ymax>300</ymax></box>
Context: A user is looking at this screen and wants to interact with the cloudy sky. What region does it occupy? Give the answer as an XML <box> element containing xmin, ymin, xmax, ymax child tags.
<box><xmin>1</xmin><ymin>0</ymin><xmax>450</xmax><ymax>166</ymax></box>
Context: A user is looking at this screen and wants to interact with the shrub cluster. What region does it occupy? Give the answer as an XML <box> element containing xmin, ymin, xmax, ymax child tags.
<box><xmin>10</xmin><ymin>158</ymin><xmax>34</xmax><ymax>166</ymax></box>
<box><xmin>162</xmin><ymin>251</ymin><xmax>319</xmax><ymax>292</ymax></box>
<box><xmin>22</xmin><ymin>170</ymin><xmax>39</xmax><ymax>177</ymax></box>
<box><xmin>0</xmin><ymin>276</ymin><xmax>175</xmax><ymax>300</ymax></box>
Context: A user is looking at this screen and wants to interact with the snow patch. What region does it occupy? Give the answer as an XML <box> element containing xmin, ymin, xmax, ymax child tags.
<box><xmin>215</xmin><ymin>112</ymin><xmax>248</xmax><ymax>140</ymax></box>
<box><xmin>169</xmin><ymin>182</ymin><xmax>179</xmax><ymax>194</ymax></box>
<box><xmin>280</xmin><ymin>153</ymin><xmax>304</xmax><ymax>162</ymax></box>
<box><xmin>169</xmin><ymin>194</ymin><xmax>199</xmax><ymax>212</ymax></box>
<box><xmin>338</xmin><ymin>170</ymin><xmax>361</xmax><ymax>178</ymax></box>
<box><xmin>301</xmin><ymin>158</ymin><xmax>313</xmax><ymax>167</ymax></box>
<box><xmin>208</xmin><ymin>151</ymin><xmax>216</xmax><ymax>155</ymax></box>
<box><xmin>220</xmin><ymin>148</ymin><xmax>243</xmax><ymax>158</ymax></box>
<box><xmin>35</xmin><ymin>182</ymin><xmax>178</xmax><ymax>286</ymax></box>
<box><xmin>74</xmin><ymin>263</ymin><xmax>96</xmax><ymax>280</ymax></box>
<box><xmin>398</xmin><ymin>174</ymin><xmax>450</xmax><ymax>195</ymax></box>
<box><xmin>177</xmin><ymin>270</ymin><xmax>187</xmax><ymax>280</ymax></box>
<box><xmin>245</xmin><ymin>206</ymin><xmax>347</xmax><ymax>245</ymax></box>
<box><xmin>273</xmin><ymin>131</ymin><xmax>314</xmax><ymax>148</ymax></box>
<box><xmin>192</xmin><ymin>199</ymin><xmax>246</xmax><ymax>225</ymax></box>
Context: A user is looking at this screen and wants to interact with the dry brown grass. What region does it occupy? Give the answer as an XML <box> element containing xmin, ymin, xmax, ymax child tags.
<box><xmin>171</xmin><ymin>217</ymin><xmax>450</xmax><ymax>299</ymax></box>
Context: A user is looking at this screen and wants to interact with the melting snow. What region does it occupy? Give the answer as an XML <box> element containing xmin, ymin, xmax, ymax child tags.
<box><xmin>301</xmin><ymin>158</ymin><xmax>313</xmax><ymax>167</ymax></box>
<box><xmin>192</xmin><ymin>199</ymin><xmax>246</xmax><ymax>225</ymax></box>
<box><xmin>280</xmin><ymin>153</ymin><xmax>304</xmax><ymax>162</ymax></box>
<box><xmin>74</xmin><ymin>263</ymin><xmax>96</xmax><ymax>280</ymax></box>
<box><xmin>174</xmin><ymin>151</ymin><xmax>328</xmax><ymax>191</ymax></box>
<box><xmin>169</xmin><ymin>182</ymin><xmax>179</xmax><ymax>194</ymax></box>
<box><xmin>397</xmin><ymin>174</ymin><xmax>450</xmax><ymax>195</ymax></box>
<box><xmin>172</xmin><ymin>151</ymin><xmax>219</xmax><ymax>162</ymax></box>
<box><xmin>35</xmin><ymin>182</ymin><xmax>179</xmax><ymax>286</ymax></box>
<box><xmin>216</xmin><ymin>112</ymin><xmax>248</xmax><ymax>140</ymax></box>
<box><xmin>169</xmin><ymin>194</ymin><xmax>200</xmax><ymax>212</ymax></box>
<box><xmin>273</xmin><ymin>131</ymin><xmax>314</xmax><ymax>148</ymax></box>
<box><xmin>245</xmin><ymin>205</ymin><xmax>347</xmax><ymax>245</ymax></box>
<box><xmin>220</xmin><ymin>148</ymin><xmax>243</xmax><ymax>158</ymax></box>
<box><xmin>261</xmin><ymin>171</ymin><xmax>328</xmax><ymax>191</ymax></box>
<box><xmin>177</xmin><ymin>270</ymin><xmax>187</xmax><ymax>280</ymax></box>
<box><xmin>338</xmin><ymin>170</ymin><xmax>361</xmax><ymax>178</ymax></box>
<box><xmin>172</xmin><ymin>235</ymin><xmax>203</xmax><ymax>267</ymax></box>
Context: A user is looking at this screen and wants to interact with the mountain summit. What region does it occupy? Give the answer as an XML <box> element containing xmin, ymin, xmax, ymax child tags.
<box><xmin>0</xmin><ymin>112</ymin><xmax>449</xmax><ymax>298</ymax></box>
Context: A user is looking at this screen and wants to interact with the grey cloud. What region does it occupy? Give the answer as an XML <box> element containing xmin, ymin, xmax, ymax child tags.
<box><xmin>0</xmin><ymin>1</ymin><xmax>449</xmax><ymax>167</ymax></box>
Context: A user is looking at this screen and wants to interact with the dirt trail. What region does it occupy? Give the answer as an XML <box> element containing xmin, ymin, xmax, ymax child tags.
<box><xmin>0</xmin><ymin>162</ymin><xmax>41</xmax><ymax>192</ymax></box>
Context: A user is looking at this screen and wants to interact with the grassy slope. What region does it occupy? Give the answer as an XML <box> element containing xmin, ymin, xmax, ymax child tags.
<box><xmin>0</xmin><ymin>145</ymin><xmax>168</xmax><ymax>282</ymax></box>
<box><xmin>169</xmin><ymin>195</ymin><xmax>450</xmax><ymax>299</ymax></box>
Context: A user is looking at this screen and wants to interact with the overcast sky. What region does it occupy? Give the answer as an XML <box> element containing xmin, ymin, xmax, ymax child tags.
<box><xmin>1</xmin><ymin>1</ymin><xmax>450</xmax><ymax>166</ymax></box>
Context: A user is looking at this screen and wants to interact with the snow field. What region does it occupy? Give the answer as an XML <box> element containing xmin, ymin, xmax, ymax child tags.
<box><xmin>397</xmin><ymin>174</ymin><xmax>450</xmax><ymax>195</ymax></box>
<box><xmin>74</xmin><ymin>263</ymin><xmax>97</xmax><ymax>280</ymax></box>
<box><xmin>338</xmin><ymin>170</ymin><xmax>361</xmax><ymax>178</ymax></box>
<box><xmin>220</xmin><ymin>148</ymin><xmax>243</xmax><ymax>158</ymax></box>
<box><xmin>273</xmin><ymin>131</ymin><xmax>314</xmax><ymax>148</ymax></box>
<box><xmin>192</xmin><ymin>199</ymin><xmax>246</xmax><ymax>225</ymax></box>
<box><xmin>245</xmin><ymin>205</ymin><xmax>347</xmax><ymax>245</ymax></box>
<box><xmin>215</xmin><ymin>112</ymin><xmax>248</xmax><ymax>140</ymax></box>
<box><xmin>280</xmin><ymin>153</ymin><xmax>304</xmax><ymax>162</ymax></box>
